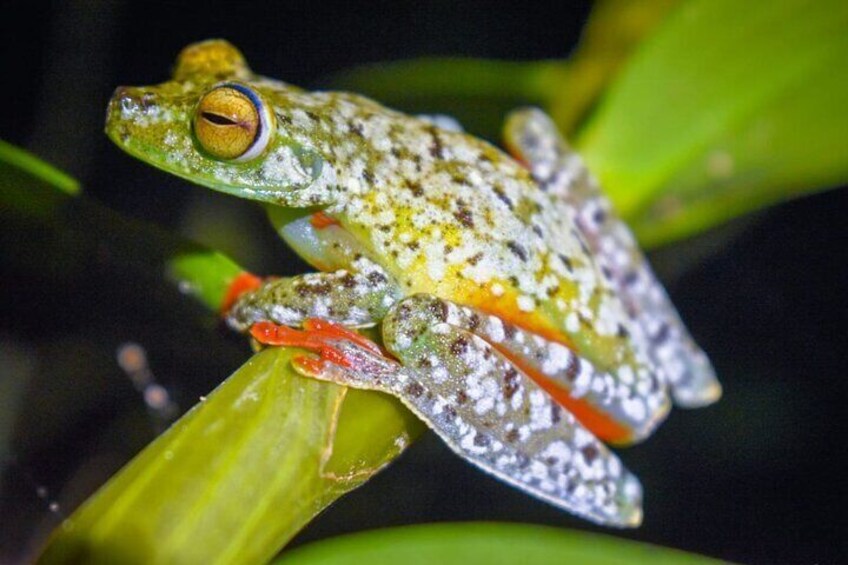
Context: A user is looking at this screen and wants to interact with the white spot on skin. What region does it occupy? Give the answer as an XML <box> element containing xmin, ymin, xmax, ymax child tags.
<box><xmin>475</xmin><ymin>396</ymin><xmax>494</xmax><ymax>415</ymax></box>
<box><xmin>486</xmin><ymin>317</ymin><xmax>505</xmax><ymax>343</ymax></box>
<box><xmin>541</xmin><ymin>441</ymin><xmax>572</xmax><ymax>465</ymax></box>
<box><xmin>566</xmin><ymin>312</ymin><xmax>580</xmax><ymax>333</ymax></box>
<box><xmin>541</xmin><ymin>343</ymin><xmax>571</xmax><ymax>375</ymax></box>
<box><xmin>622</xmin><ymin>396</ymin><xmax>647</xmax><ymax>423</ymax></box>
<box><xmin>517</xmin><ymin>295</ymin><xmax>535</xmax><ymax>312</ymax></box>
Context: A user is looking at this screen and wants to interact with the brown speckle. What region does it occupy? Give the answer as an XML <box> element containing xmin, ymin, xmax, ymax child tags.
<box><xmin>506</xmin><ymin>241</ymin><xmax>528</xmax><ymax>262</ymax></box>
<box><xmin>450</xmin><ymin>336</ymin><xmax>469</xmax><ymax>356</ymax></box>
<box><xmin>404</xmin><ymin>179</ymin><xmax>424</xmax><ymax>197</ymax></box>
<box><xmin>492</xmin><ymin>186</ymin><xmax>514</xmax><ymax>209</ymax></box>
<box><xmin>405</xmin><ymin>382</ymin><xmax>425</xmax><ymax>398</ymax></box>
<box><xmin>349</xmin><ymin>121</ymin><xmax>364</xmax><ymax>137</ymax></box>
<box><xmin>427</xmin><ymin>298</ymin><xmax>449</xmax><ymax>322</ymax></box>
<box><xmin>565</xmin><ymin>355</ymin><xmax>580</xmax><ymax>382</ymax></box>
<box><xmin>454</xmin><ymin>207</ymin><xmax>475</xmax><ymax>228</ymax></box>
<box><xmin>503</xmin><ymin>367</ymin><xmax>520</xmax><ymax>400</ymax></box>
<box><xmin>427</xmin><ymin>126</ymin><xmax>444</xmax><ymax>159</ymax></box>
<box><xmin>474</xmin><ymin>433</ymin><xmax>491</xmax><ymax>447</ymax></box>
<box><xmin>593</xmin><ymin>208</ymin><xmax>607</xmax><ymax>225</ymax></box>
<box><xmin>582</xmin><ymin>444</ymin><xmax>599</xmax><ymax>464</ymax></box>
<box><xmin>367</xmin><ymin>271</ymin><xmax>388</xmax><ymax>286</ymax></box>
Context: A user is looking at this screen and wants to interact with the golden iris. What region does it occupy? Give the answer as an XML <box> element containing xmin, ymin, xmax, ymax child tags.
<box><xmin>194</xmin><ymin>86</ymin><xmax>261</xmax><ymax>160</ymax></box>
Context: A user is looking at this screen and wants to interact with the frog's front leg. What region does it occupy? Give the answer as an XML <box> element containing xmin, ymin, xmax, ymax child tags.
<box><xmin>225</xmin><ymin>260</ymin><xmax>402</xmax><ymax>333</ymax></box>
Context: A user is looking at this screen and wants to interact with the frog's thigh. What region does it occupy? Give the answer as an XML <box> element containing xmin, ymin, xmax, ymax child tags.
<box><xmin>226</xmin><ymin>267</ymin><xmax>401</xmax><ymax>332</ymax></box>
<box><xmin>386</xmin><ymin>296</ymin><xmax>667</xmax><ymax>443</ymax></box>
<box><xmin>504</xmin><ymin>108</ymin><xmax>721</xmax><ymax>408</ymax></box>
<box><xmin>380</xmin><ymin>294</ymin><xmax>642</xmax><ymax>526</ymax></box>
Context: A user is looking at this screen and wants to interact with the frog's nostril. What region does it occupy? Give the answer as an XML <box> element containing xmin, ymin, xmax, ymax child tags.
<box><xmin>109</xmin><ymin>87</ymin><xmax>133</xmax><ymax>112</ymax></box>
<box><xmin>109</xmin><ymin>86</ymin><xmax>153</xmax><ymax>119</ymax></box>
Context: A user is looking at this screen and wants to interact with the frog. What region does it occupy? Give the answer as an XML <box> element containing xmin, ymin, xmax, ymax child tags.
<box><xmin>105</xmin><ymin>40</ymin><xmax>721</xmax><ymax>527</ymax></box>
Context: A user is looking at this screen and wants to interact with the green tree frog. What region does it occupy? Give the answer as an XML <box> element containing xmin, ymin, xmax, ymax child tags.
<box><xmin>106</xmin><ymin>40</ymin><xmax>721</xmax><ymax>527</ymax></box>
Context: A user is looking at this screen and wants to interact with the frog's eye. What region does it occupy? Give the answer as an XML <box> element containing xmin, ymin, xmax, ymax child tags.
<box><xmin>193</xmin><ymin>84</ymin><xmax>273</xmax><ymax>162</ymax></box>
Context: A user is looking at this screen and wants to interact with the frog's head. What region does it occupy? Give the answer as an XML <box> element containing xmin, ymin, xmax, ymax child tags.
<box><xmin>106</xmin><ymin>40</ymin><xmax>336</xmax><ymax>207</ymax></box>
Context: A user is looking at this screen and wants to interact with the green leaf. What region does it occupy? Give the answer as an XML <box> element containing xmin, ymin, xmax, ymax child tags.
<box><xmin>275</xmin><ymin>522</ymin><xmax>724</xmax><ymax>565</ymax></box>
<box><xmin>0</xmin><ymin>143</ymin><xmax>425</xmax><ymax>563</ymax></box>
<box><xmin>0</xmin><ymin>138</ymin><xmax>80</xmax><ymax>196</ymax></box>
<box><xmin>577</xmin><ymin>0</ymin><xmax>848</xmax><ymax>246</ymax></box>
<box><xmin>549</xmin><ymin>0</ymin><xmax>682</xmax><ymax>132</ymax></box>
<box><xmin>38</xmin><ymin>347</ymin><xmax>423</xmax><ymax>565</ymax></box>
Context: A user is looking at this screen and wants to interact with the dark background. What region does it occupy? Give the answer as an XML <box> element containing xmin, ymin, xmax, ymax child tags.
<box><xmin>1</xmin><ymin>1</ymin><xmax>846</xmax><ymax>563</ymax></box>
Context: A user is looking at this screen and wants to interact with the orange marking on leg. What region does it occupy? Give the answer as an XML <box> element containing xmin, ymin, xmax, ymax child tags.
<box><xmin>449</xmin><ymin>290</ymin><xmax>629</xmax><ymax>439</ymax></box>
<box><xmin>319</xmin><ymin>346</ymin><xmax>355</xmax><ymax>368</ymax></box>
<box><xmin>221</xmin><ymin>272</ymin><xmax>263</xmax><ymax>313</ymax></box>
<box><xmin>250</xmin><ymin>320</ymin><xmax>388</xmax><ymax>373</ymax></box>
<box><xmin>310</xmin><ymin>211</ymin><xmax>340</xmax><ymax>229</ymax></box>
<box><xmin>494</xmin><ymin>345</ymin><xmax>633</xmax><ymax>444</ymax></box>
<box><xmin>302</xmin><ymin>318</ymin><xmax>384</xmax><ymax>356</ymax></box>
<box><xmin>250</xmin><ymin>321</ymin><xmax>303</xmax><ymax>346</ymax></box>
<box><xmin>536</xmin><ymin>373</ymin><xmax>633</xmax><ymax>445</ymax></box>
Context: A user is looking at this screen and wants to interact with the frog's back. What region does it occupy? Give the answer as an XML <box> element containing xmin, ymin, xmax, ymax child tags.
<box><xmin>272</xmin><ymin>90</ymin><xmax>639</xmax><ymax>371</ymax></box>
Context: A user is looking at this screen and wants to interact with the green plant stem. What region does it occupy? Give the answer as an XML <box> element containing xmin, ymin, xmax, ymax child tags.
<box><xmin>1</xmin><ymin>144</ymin><xmax>425</xmax><ymax>564</ymax></box>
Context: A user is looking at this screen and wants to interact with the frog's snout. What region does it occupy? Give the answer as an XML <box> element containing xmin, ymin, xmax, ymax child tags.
<box><xmin>105</xmin><ymin>86</ymin><xmax>174</xmax><ymax>146</ymax></box>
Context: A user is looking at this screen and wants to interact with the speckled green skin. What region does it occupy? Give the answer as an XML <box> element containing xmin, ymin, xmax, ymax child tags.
<box><xmin>106</xmin><ymin>40</ymin><xmax>720</xmax><ymax>527</ymax></box>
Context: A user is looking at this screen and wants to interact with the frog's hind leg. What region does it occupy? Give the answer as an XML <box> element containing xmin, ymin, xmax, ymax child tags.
<box><xmin>503</xmin><ymin>108</ymin><xmax>721</xmax><ymax>408</ymax></box>
<box><xmin>389</xmin><ymin>296</ymin><xmax>666</xmax><ymax>444</ymax></box>
<box><xmin>374</xmin><ymin>293</ymin><xmax>643</xmax><ymax>527</ymax></box>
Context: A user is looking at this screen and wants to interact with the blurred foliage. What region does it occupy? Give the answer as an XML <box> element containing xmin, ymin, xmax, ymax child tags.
<box><xmin>333</xmin><ymin>0</ymin><xmax>848</xmax><ymax>247</ymax></box>
<box><xmin>276</xmin><ymin>522</ymin><xmax>722</xmax><ymax>565</ymax></box>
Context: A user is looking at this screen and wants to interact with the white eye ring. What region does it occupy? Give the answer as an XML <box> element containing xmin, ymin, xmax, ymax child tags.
<box><xmin>222</xmin><ymin>83</ymin><xmax>275</xmax><ymax>162</ymax></box>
